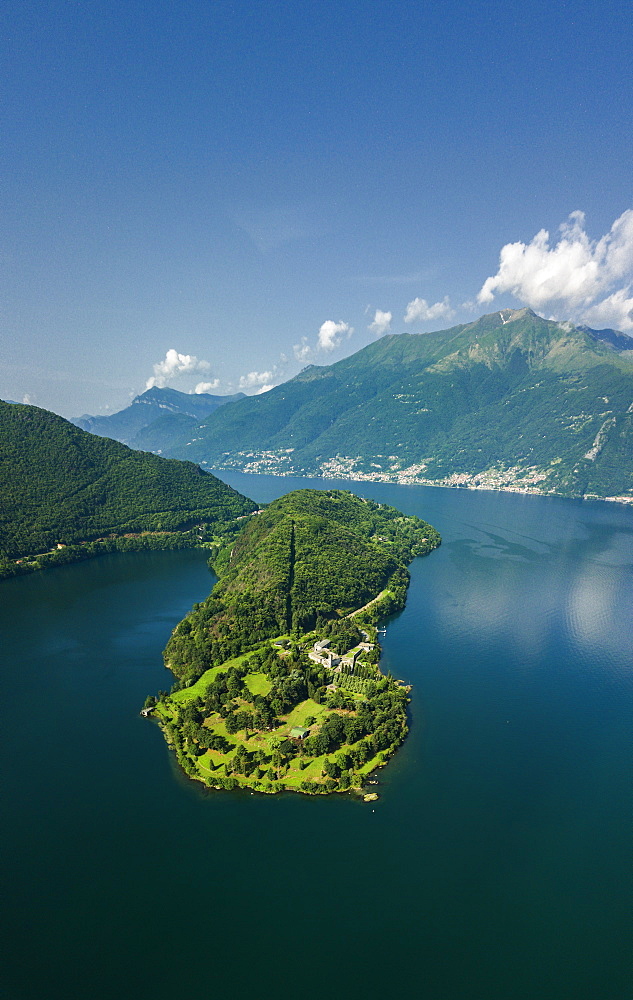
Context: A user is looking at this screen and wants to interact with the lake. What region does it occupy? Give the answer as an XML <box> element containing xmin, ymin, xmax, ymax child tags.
<box><xmin>1</xmin><ymin>474</ymin><xmax>631</xmax><ymax>1000</ymax></box>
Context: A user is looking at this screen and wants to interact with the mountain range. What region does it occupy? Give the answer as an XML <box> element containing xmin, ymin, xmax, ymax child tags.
<box><xmin>124</xmin><ymin>310</ymin><xmax>631</xmax><ymax>502</ymax></box>
<box><xmin>72</xmin><ymin>386</ymin><xmax>245</xmax><ymax>448</ymax></box>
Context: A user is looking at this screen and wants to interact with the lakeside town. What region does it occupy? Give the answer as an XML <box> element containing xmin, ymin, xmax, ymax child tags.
<box><xmin>200</xmin><ymin>449</ymin><xmax>633</xmax><ymax>505</ymax></box>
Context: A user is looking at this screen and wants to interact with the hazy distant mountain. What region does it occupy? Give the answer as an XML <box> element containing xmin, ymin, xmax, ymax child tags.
<box><xmin>72</xmin><ymin>386</ymin><xmax>245</xmax><ymax>448</ymax></box>
<box><xmin>576</xmin><ymin>325</ymin><xmax>633</xmax><ymax>354</ymax></box>
<box><xmin>157</xmin><ymin>309</ymin><xmax>633</xmax><ymax>501</ymax></box>
<box><xmin>0</xmin><ymin>400</ymin><xmax>255</xmax><ymax>560</ymax></box>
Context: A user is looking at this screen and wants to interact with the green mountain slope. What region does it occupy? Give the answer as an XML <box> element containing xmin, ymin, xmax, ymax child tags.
<box><xmin>0</xmin><ymin>401</ymin><xmax>256</xmax><ymax>560</ymax></box>
<box><xmin>161</xmin><ymin>310</ymin><xmax>633</xmax><ymax>500</ymax></box>
<box><xmin>164</xmin><ymin>489</ymin><xmax>440</xmax><ymax>683</ymax></box>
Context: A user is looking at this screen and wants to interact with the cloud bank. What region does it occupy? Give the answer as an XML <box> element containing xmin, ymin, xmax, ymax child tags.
<box><xmin>368</xmin><ymin>309</ymin><xmax>392</xmax><ymax>335</ymax></box>
<box><xmin>404</xmin><ymin>296</ymin><xmax>454</xmax><ymax>324</ymax></box>
<box><xmin>193</xmin><ymin>380</ymin><xmax>220</xmax><ymax>394</ymax></box>
<box><xmin>293</xmin><ymin>337</ymin><xmax>311</xmax><ymax>362</ymax></box>
<box><xmin>291</xmin><ymin>319</ymin><xmax>354</xmax><ymax>364</ymax></box>
<box><xmin>478</xmin><ymin>209</ymin><xmax>633</xmax><ymax>330</ymax></box>
<box><xmin>317</xmin><ymin>320</ymin><xmax>353</xmax><ymax>352</ymax></box>
<box><xmin>238</xmin><ymin>370</ymin><xmax>274</xmax><ymax>390</ymax></box>
<box><xmin>146</xmin><ymin>349</ymin><xmax>211</xmax><ymax>390</ymax></box>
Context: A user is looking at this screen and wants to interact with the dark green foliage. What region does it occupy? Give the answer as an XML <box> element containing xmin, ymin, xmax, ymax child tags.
<box><xmin>164</xmin><ymin>489</ymin><xmax>440</xmax><ymax>683</ymax></box>
<box><xmin>335</xmin><ymin>672</ymin><xmax>374</xmax><ymax>696</ymax></box>
<box><xmin>0</xmin><ymin>401</ymin><xmax>256</xmax><ymax>566</ymax></box>
<box><xmin>321</xmin><ymin>618</ymin><xmax>362</xmax><ymax>654</ymax></box>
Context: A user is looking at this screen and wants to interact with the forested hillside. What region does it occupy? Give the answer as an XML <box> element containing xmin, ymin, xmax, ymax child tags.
<box><xmin>0</xmin><ymin>401</ymin><xmax>256</xmax><ymax>564</ymax></box>
<box><xmin>156</xmin><ymin>310</ymin><xmax>633</xmax><ymax>500</ymax></box>
<box><xmin>164</xmin><ymin>489</ymin><xmax>440</xmax><ymax>683</ymax></box>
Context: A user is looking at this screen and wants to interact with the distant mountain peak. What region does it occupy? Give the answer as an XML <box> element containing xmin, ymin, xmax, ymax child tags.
<box><xmin>71</xmin><ymin>386</ymin><xmax>246</xmax><ymax>446</ymax></box>
<box><xmin>577</xmin><ymin>324</ymin><xmax>633</xmax><ymax>352</ymax></box>
<box><xmin>498</xmin><ymin>306</ymin><xmax>537</xmax><ymax>323</ymax></box>
<box><xmin>134</xmin><ymin>386</ymin><xmax>246</xmax><ymax>409</ymax></box>
<box><xmin>456</xmin><ymin>307</ymin><xmax>540</xmax><ymax>339</ymax></box>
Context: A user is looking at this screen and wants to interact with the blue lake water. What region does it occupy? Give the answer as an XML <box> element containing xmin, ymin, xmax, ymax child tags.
<box><xmin>1</xmin><ymin>475</ymin><xmax>631</xmax><ymax>1000</ymax></box>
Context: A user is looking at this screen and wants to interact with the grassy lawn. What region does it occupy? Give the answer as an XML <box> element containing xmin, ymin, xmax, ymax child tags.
<box><xmin>196</xmin><ymin>752</ymin><xmax>223</xmax><ymax>777</ymax></box>
<box><xmin>153</xmin><ymin>701</ymin><xmax>176</xmax><ymax>722</ymax></box>
<box><xmin>358</xmin><ymin>753</ymin><xmax>385</xmax><ymax>774</ymax></box>
<box><xmin>283</xmin><ymin>761</ymin><xmax>321</xmax><ymax>786</ymax></box>
<box><xmin>282</xmin><ymin>698</ymin><xmax>327</xmax><ymax>729</ymax></box>
<box><xmin>285</xmin><ymin>755</ymin><xmax>326</xmax><ymax>782</ymax></box>
<box><xmin>170</xmin><ymin>655</ymin><xmax>251</xmax><ymax>704</ymax></box>
<box><xmin>244</xmin><ymin>671</ymin><xmax>272</xmax><ymax>697</ymax></box>
<box><xmin>188</xmin><ymin>729</ymin><xmax>385</xmax><ymax>793</ymax></box>
<box><xmin>192</xmin><ymin>747</ymin><xmax>373</xmax><ymax>793</ymax></box>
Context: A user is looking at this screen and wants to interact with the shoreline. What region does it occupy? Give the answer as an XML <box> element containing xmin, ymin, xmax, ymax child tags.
<box><xmin>1</xmin><ymin>530</ymin><xmax>212</xmax><ymax>582</ymax></box>
<box><xmin>204</xmin><ymin>462</ymin><xmax>633</xmax><ymax>506</ymax></box>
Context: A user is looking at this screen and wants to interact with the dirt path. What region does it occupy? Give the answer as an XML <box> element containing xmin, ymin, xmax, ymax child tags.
<box><xmin>347</xmin><ymin>588</ymin><xmax>388</xmax><ymax>618</ymax></box>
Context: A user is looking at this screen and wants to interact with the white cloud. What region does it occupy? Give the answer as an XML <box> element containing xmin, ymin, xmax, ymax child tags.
<box><xmin>193</xmin><ymin>380</ymin><xmax>220</xmax><ymax>394</ymax></box>
<box><xmin>404</xmin><ymin>296</ymin><xmax>454</xmax><ymax>323</ymax></box>
<box><xmin>22</xmin><ymin>393</ymin><xmax>32</xmax><ymax>404</ymax></box>
<box><xmin>238</xmin><ymin>370</ymin><xmax>274</xmax><ymax>390</ymax></box>
<box><xmin>146</xmin><ymin>349</ymin><xmax>211</xmax><ymax>390</ymax></box>
<box><xmin>581</xmin><ymin>288</ymin><xmax>633</xmax><ymax>332</ymax></box>
<box><xmin>317</xmin><ymin>319</ymin><xmax>353</xmax><ymax>352</ymax></box>
<box><xmin>256</xmin><ymin>384</ymin><xmax>274</xmax><ymax>394</ymax></box>
<box><xmin>293</xmin><ymin>337</ymin><xmax>312</xmax><ymax>362</ymax></box>
<box><xmin>477</xmin><ymin>209</ymin><xmax>633</xmax><ymax>330</ymax></box>
<box><xmin>368</xmin><ymin>309</ymin><xmax>392</xmax><ymax>335</ymax></box>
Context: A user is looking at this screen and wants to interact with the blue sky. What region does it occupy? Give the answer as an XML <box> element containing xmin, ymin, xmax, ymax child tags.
<box><xmin>1</xmin><ymin>0</ymin><xmax>631</xmax><ymax>416</ymax></box>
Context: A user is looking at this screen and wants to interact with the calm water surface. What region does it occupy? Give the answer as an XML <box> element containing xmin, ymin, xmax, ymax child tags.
<box><xmin>2</xmin><ymin>476</ymin><xmax>631</xmax><ymax>1000</ymax></box>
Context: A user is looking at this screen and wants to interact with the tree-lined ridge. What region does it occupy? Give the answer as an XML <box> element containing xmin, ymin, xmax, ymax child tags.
<box><xmin>0</xmin><ymin>400</ymin><xmax>256</xmax><ymax>577</ymax></box>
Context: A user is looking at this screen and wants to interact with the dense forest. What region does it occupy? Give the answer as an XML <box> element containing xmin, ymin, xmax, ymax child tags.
<box><xmin>0</xmin><ymin>401</ymin><xmax>256</xmax><ymax>573</ymax></box>
<box><xmin>164</xmin><ymin>489</ymin><xmax>440</xmax><ymax>684</ymax></box>
<box><xmin>153</xmin><ymin>489</ymin><xmax>441</xmax><ymax>795</ymax></box>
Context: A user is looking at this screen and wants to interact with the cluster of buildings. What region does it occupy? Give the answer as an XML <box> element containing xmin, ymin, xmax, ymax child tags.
<box><xmin>318</xmin><ymin>455</ymin><xmax>552</xmax><ymax>495</ymax></box>
<box><xmin>307</xmin><ymin>637</ymin><xmax>374</xmax><ymax>674</ymax></box>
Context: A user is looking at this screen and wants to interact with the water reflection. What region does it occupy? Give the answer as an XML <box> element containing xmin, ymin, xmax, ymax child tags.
<box><xmin>566</xmin><ymin>564</ymin><xmax>631</xmax><ymax>661</ymax></box>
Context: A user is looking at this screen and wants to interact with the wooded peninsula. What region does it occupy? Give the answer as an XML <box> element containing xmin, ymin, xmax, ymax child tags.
<box><xmin>146</xmin><ymin>489</ymin><xmax>441</xmax><ymax>796</ymax></box>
